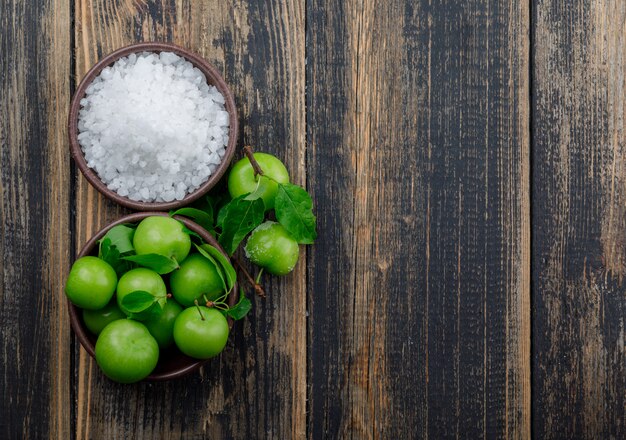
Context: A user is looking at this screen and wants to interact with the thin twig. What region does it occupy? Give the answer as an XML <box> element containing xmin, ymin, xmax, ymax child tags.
<box><xmin>233</xmin><ymin>257</ymin><xmax>266</xmax><ymax>298</ymax></box>
<box><xmin>244</xmin><ymin>146</ymin><xmax>264</xmax><ymax>177</ymax></box>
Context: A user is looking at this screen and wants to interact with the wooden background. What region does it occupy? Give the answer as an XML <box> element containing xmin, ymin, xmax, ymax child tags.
<box><xmin>0</xmin><ymin>0</ymin><xmax>623</xmax><ymax>438</ymax></box>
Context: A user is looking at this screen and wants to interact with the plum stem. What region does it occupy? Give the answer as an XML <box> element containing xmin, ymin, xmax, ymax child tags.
<box><xmin>255</xmin><ymin>268</ymin><xmax>264</xmax><ymax>285</ymax></box>
<box><xmin>193</xmin><ymin>300</ymin><xmax>205</xmax><ymax>320</ymax></box>
<box><xmin>233</xmin><ymin>258</ymin><xmax>266</xmax><ymax>298</ymax></box>
<box><xmin>244</xmin><ymin>146</ymin><xmax>264</xmax><ymax>177</ymax></box>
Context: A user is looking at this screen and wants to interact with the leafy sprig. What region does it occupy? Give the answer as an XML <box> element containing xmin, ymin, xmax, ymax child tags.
<box><xmin>218</xmin><ymin>196</ymin><xmax>265</xmax><ymax>255</ymax></box>
<box><xmin>98</xmin><ymin>225</ymin><xmax>137</xmax><ymax>275</ymax></box>
<box><xmin>122</xmin><ymin>253</ymin><xmax>179</xmax><ymax>274</ymax></box>
<box><xmin>157</xmin><ymin>146</ymin><xmax>318</xmax><ymax>323</ymax></box>
<box><xmin>274</xmin><ymin>183</ymin><xmax>317</xmax><ymax>244</ymax></box>
<box><xmin>120</xmin><ymin>290</ymin><xmax>169</xmax><ymax>320</ymax></box>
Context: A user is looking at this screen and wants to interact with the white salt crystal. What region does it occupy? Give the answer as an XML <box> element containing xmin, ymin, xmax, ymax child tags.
<box><xmin>100</xmin><ymin>67</ymin><xmax>113</xmax><ymax>80</ymax></box>
<box><xmin>162</xmin><ymin>191</ymin><xmax>175</xmax><ymax>202</ymax></box>
<box><xmin>77</xmin><ymin>51</ymin><xmax>230</xmax><ymax>203</ymax></box>
<box><xmin>159</xmin><ymin>52</ymin><xmax>178</xmax><ymax>65</ymax></box>
<box><xmin>215</xmin><ymin>111</ymin><xmax>229</xmax><ymax>126</ymax></box>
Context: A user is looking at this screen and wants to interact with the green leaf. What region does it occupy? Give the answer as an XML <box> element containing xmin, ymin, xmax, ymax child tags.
<box><xmin>189</xmin><ymin>194</ymin><xmax>214</xmax><ymax>221</ymax></box>
<box><xmin>218</xmin><ymin>197</ymin><xmax>265</xmax><ymax>255</ymax></box>
<box><xmin>274</xmin><ymin>183</ymin><xmax>317</xmax><ymax>244</ymax></box>
<box><xmin>207</xmin><ymin>193</ymin><xmax>224</xmax><ymax>217</ymax></box>
<box><xmin>99</xmin><ymin>237</ymin><xmax>119</xmax><ymax>265</ymax></box>
<box><xmin>205</xmin><ymin>202</ymin><xmax>219</xmax><ymax>236</ymax></box>
<box><xmin>121</xmin><ymin>291</ymin><xmax>157</xmax><ymax>313</ymax></box>
<box><xmin>170</xmin><ymin>207</ymin><xmax>214</xmax><ymax>231</ymax></box>
<box><xmin>216</xmin><ymin>206</ymin><xmax>228</xmax><ymax>229</ymax></box>
<box><xmin>194</xmin><ymin>244</ymin><xmax>227</xmax><ymax>292</ymax></box>
<box><xmin>181</xmin><ymin>226</ymin><xmax>202</xmax><ymax>240</ymax></box>
<box><xmin>244</xmin><ymin>181</ymin><xmax>267</xmax><ymax>201</ymax></box>
<box><xmin>129</xmin><ymin>302</ymin><xmax>164</xmax><ymax>321</ymax></box>
<box><xmin>122</xmin><ymin>253</ymin><xmax>179</xmax><ymax>274</ymax></box>
<box><xmin>202</xmin><ymin>199</ymin><xmax>214</xmax><ymax>228</ymax></box>
<box><xmin>100</xmin><ymin>224</ymin><xmax>136</xmax><ymax>254</ymax></box>
<box><xmin>208</xmin><ymin>193</ymin><xmax>231</xmax><ymax>225</ymax></box>
<box><xmin>198</xmin><ymin>243</ymin><xmax>236</xmax><ymax>293</ymax></box>
<box><xmin>222</xmin><ymin>290</ymin><xmax>252</xmax><ymax>320</ymax></box>
<box><xmin>99</xmin><ymin>238</ymin><xmax>134</xmax><ymax>276</ymax></box>
<box><xmin>217</xmin><ymin>194</ymin><xmax>246</xmax><ymax>229</ymax></box>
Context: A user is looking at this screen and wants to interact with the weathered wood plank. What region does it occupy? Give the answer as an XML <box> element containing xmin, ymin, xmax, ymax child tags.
<box><xmin>73</xmin><ymin>0</ymin><xmax>306</xmax><ymax>438</ymax></box>
<box><xmin>532</xmin><ymin>1</ymin><xmax>625</xmax><ymax>438</ymax></box>
<box><xmin>306</xmin><ymin>1</ymin><xmax>530</xmax><ymax>438</ymax></box>
<box><xmin>0</xmin><ymin>0</ymin><xmax>72</xmax><ymax>438</ymax></box>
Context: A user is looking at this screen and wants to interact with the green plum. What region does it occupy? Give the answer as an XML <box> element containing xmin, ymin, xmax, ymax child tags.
<box><xmin>228</xmin><ymin>152</ymin><xmax>289</xmax><ymax>210</ymax></box>
<box><xmin>95</xmin><ymin>320</ymin><xmax>159</xmax><ymax>383</ymax></box>
<box><xmin>65</xmin><ymin>256</ymin><xmax>117</xmax><ymax>310</ymax></box>
<box><xmin>133</xmin><ymin>216</ymin><xmax>191</xmax><ymax>263</ymax></box>
<box><xmin>116</xmin><ymin>268</ymin><xmax>167</xmax><ymax>316</ymax></box>
<box><xmin>173</xmin><ymin>306</ymin><xmax>229</xmax><ymax>359</ymax></box>
<box><xmin>82</xmin><ymin>300</ymin><xmax>126</xmax><ymax>335</ymax></box>
<box><xmin>244</xmin><ymin>221</ymin><xmax>299</xmax><ymax>275</ymax></box>
<box><xmin>170</xmin><ymin>253</ymin><xmax>224</xmax><ymax>307</ymax></box>
<box><xmin>143</xmin><ymin>300</ymin><xmax>183</xmax><ymax>349</ymax></box>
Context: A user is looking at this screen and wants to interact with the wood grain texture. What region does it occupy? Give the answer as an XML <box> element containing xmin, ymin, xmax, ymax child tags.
<box><xmin>306</xmin><ymin>0</ymin><xmax>530</xmax><ymax>438</ymax></box>
<box><xmin>532</xmin><ymin>1</ymin><xmax>626</xmax><ymax>438</ymax></box>
<box><xmin>73</xmin><ymin>0</ymin><xmax>306</xmax><ymax>438</ymax></box>
<box><xmin>3</xmin><ymin>0</ymin><xmax>624</xmax><ymax>437</ymax></box>
<box><xmin>0</xmin><ymin>0</ymin><xmax>72</xmax><ymax>438</ymax></box>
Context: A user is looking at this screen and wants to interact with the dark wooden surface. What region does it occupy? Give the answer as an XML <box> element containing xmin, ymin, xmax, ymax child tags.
<box><xmin>532</xmin><ymin>1</ymin><xmax>625</xmax><ymax>439</ymax></box>
<box><xmin>0</xmin><ymin>1</ymin><xmax>623</xmax><ymax>439</ymax></box>
<box><xmin>307</xmin><ymin>1</ymin><xmax>531</xmax><ymax>438</ymax></box>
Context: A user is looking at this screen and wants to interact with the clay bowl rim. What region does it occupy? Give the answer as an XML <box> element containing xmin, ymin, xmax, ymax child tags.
<box><xmin>67</xmin><ymin>211</ymin><xmax>239</xmax><ymax>382</ymax></box>
<box><xmin>68</xmin><ymin>42</ymin><xmax>238</xmax><ymax>211</ymax></box>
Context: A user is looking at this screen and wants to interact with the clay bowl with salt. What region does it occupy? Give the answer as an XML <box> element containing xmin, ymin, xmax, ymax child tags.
<box><xmin>68</xmin><ymin>42</ymin><xmax>238</xmax><ymax>211</ymax></box>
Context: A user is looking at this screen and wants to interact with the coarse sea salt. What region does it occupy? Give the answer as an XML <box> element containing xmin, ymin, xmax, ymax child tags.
<box><xmin>77</xmin><ymin>51</ymin><xmax>229</xmax><ymax>203</ymax></box>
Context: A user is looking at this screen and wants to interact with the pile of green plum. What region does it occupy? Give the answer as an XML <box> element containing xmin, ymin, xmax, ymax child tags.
<box><xmin>175</xmin><ymin>147</ymin><xmax>317</xmax><ymax>275</ymax></box>
<box><xmin>65</xmin><ymin>148</ymin><xmax>316</xmax><ymax>383</ymax></box>
<box><xmin>66</xmin><ymin>215</ymin><xmax>246</xmax><ymax>383</ymax></box>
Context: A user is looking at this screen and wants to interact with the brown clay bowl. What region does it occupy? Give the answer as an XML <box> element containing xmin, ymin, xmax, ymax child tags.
<box><xmin>68</xmin><ymin>42</ymin><xmax>238</xmax><ymax>211</ymax></box>
<box><xmin>68</xmin><ymin>212</ymin><xmax>239</xmax><ymax>381</ymax></box>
